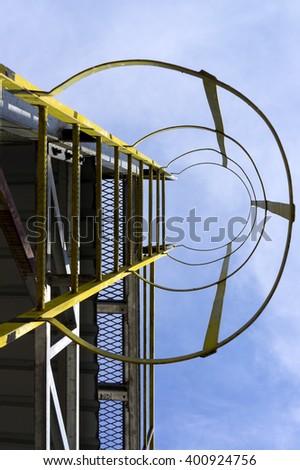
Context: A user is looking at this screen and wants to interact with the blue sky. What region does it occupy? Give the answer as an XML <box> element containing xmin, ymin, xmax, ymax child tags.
<box><xmin>1</xmin><ymin>0</ymin><xmax>300</xmax><ymax>450</ymax></box>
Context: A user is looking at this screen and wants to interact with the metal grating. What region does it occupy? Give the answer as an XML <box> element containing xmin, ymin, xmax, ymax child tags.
<box><xmin>97</xmin><ymin>177</ymin><xmax>126</xmax><ymax>449</ymax></box>
<box><xmin>98</xmin><ymin>401</ymin><xmax>124</xmax><ymax>450</ymax></box>
<box><xmin>97</xmin><ymin>313</ymin><xmax>123</xmax><ymax>383</ymax></box>
<box><xmin>98</xmin><ymin>178</ymin><xmax>124</xmax><ymax>301</ymax></box>
<box><xmin>100</xmin><ymin>178</ymin><xmax>125</xmax><ymax>274</ymax></box>
<box><xmin>98</xmin><ymin>281</ymin><xmax>124</xmax><ymax>301</ymax></box>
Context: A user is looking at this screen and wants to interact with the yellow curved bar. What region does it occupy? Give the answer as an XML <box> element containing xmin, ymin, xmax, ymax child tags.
<box><xmin>46</xmin><ymin>60</ymin><xmax>206</xmax><ymax>96</ymax></box>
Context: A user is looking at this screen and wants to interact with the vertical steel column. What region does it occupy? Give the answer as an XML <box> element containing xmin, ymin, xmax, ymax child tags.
<box><xmin>45</xmin><ymin>322</ymin><xmax>51</xmax><ymax>449</ymax></box>
<box><xmin>36</xmin><ymin>106</ymin><xmax>48</xmax><ymax>310</ymax></box>
<box><xmin>143</xmin><ymin>264</ymin><xmax>148</xmax><ymax>448</ymax></box>
<box><xmin>35</xmin><ymin>106</ymin><xmax>49</xmax><ymax>449</ymax></box>
<box><xmin>69</xmin><ymin>126</ymin><xmax>80</xmax><ymax>448</ymax></box>
<box><xmin>149</xmin><ymin>262</ymin><xmax>155</xmax><ymax>450</ymax></box>
<box><xmin>124</xmin><ymin>270</ymin><xmax>141</xmax><ymax>449</ymax></box>
<box><xmin>138</xmin><ymin>161</ymin><xmax>144</xmax><ymax>261</ymax></box>
<box><xmin>156</xmin><ymin>170</ymin><xmax>161</xmax><ymax>253</ymax></box>
<box><xmin>114</xmin><ymin>147</ymin><xmax>120</xmax><ymax>272</ymax></box>
<box><xmin>96</xmin><ymin>137</ymin><xmax>103</xmax><ymax>281</ymax></box>
<box><xmin>162</xmin><ymin>173</ymin><xmax>166</xmax><ymax>251</ymax></box>
<box><xmin>66</xmin><ymin>314</ymin><xmax>80</xmax><ymax>450</ymax></box>
<box><xmin>127</xmin><ymin>154</ymin><xmax>133</xmax><ymax>266</ymax></box>
<box><xmin>71</xmin><ymin>124</ymin><xmax>80</xmax><ymax>293</ymax></box>
<box><xmin>35</xmin><ymin>322</ymin><xmax>51</xmax><ymax>449</ymax></box>
<box><xmin>35</xmin><ymin>107</ymin><xmax>49</xmax><ymax>449</ymax></box>
<box><xmin>148</xmin><ymin>166</ymin><xmax>153</xmax><ymax>256</ymax></box>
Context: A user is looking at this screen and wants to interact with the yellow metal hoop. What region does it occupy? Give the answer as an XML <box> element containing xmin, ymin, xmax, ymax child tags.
<box><xmin>40</xmin><ymin>60</ymin><xmax>294</xmax><ymax>362</ymax></box>
<box><xmin>1</xmin><ymin>60</ymin><xmax>294</xmax><ymax>363</ymax></box>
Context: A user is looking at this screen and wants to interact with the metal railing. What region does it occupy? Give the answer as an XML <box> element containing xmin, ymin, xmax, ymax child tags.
<box><xmin>0</xmin><ymin>66</ymin><xmax>171</xmax><ymax>450</ymax></box>
<box><xmin>0</xmin><ymin>67</ymin><xmax>170</xmax><ymax>350</ymax></box>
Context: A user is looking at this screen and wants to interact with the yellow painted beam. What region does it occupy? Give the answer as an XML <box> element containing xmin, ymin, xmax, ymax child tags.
<box><xmin>203</xmin><ymin>243</ymin><xmax>232</xmax><ymax>355</ymax></box>
<box><xmin>71</xmin><ymin>123</ymin><xmax>80</xmax><ymax>293</ymax></box>
<box><xmin>35</xmin><ymin>106</ymin><xmax>48</xmax><ymax>310</ymax></box>
<box><xmin>114</xmin><ymin>147</ymin><xmax>120</xmax><ymax>273</ymax></box>
<box><xmin>251</xmin><ymin>200</ymin><xmax>295</xmax><ymax>222</ymax></box>
<box><xmin>127</xmin><ymin>154</ymin><xmax>133</xmax><ymax>265</ymax></box>
<box><xmin>0</xmin><ymin>68</ymin><xmax>170</xmax><ymax>174</ymax></box>
<box><xmin>95</xmin><ymin>137</ymin><xmax>103</xmax><ymax>281</ymax></box>
<box><xmin>0</xmin><ymin>321</ymin><xmax>44</xmax><ymax>347</ymax></box>
<box><xmin>201</xmin><ymin>71</ymin><xmax>227</xmax><ymax>166</ymax></box>
<box><xmin>0</xmin><ymin>252</ymin><xmax>167</xmax><ymax>349</ymax></box>
<box><xmin>138</xmin><ymin>161</ymin><xmax>144</xmax><ymax>260</ymax></box>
